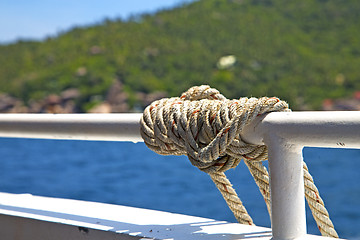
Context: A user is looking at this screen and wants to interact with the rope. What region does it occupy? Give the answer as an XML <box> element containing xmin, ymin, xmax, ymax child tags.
<box><xmin>140</xmin><ymin>85</ymin><xmax>338</xmax><ymax>237</ymax></box>
<box><xmin>303</xmin><ymin>162</ymin><xmax>339</xmax><ymax>238</ymax></box>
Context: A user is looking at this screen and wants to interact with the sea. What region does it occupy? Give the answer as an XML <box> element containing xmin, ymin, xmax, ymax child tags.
<box><xmin>0</xmin><ymin>138</ymin><xmax>359</xmax><ymax>239</ymax></box>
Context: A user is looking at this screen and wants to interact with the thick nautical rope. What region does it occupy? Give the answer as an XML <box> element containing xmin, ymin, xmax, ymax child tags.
<box><xmin>140</xmin><ymin>85</ymin><xmax>338</xmax><ymax>237</ymax></box>
<box><xmin>303</xmin><ymin>162</ymin><xmax>339</xmax><ymax>237</ymax></box>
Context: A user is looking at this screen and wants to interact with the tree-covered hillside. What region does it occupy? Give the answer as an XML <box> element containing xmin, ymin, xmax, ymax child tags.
<box><xmin>0</xmin><ymin>0</ymin><xmax>359</xmax><ymax>112</ymax></box>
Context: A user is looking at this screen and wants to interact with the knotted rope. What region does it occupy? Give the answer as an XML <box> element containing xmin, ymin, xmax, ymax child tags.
<box><xmin>140</xmin><ymin>85</ymin><xmax>338</xmax><ymax>238</ymax></box>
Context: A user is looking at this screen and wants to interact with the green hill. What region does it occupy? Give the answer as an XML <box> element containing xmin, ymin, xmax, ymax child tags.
<box><xmin>1</xmin><ymin>0</ymin><xmax>360</xmax><ymax>112</ymax></box>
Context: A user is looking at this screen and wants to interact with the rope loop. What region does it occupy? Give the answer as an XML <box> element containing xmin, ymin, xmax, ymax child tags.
<box><xmin>140</xmin><ymin>85</ymin><xmax>339</xmax><ymax>238</ymax></box>
<box><xmin>141</xmin><ymin>85</ymin><xmax>289</xmax><ymax>173</ymax></box>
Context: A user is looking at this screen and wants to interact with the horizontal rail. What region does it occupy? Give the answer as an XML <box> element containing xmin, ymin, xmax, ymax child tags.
<box><xmin>0</xmin><ymin>113</ymin><xmax>143</xmax><ymax>142</ymax></box>
<box><xmin>242</xmin><ymin>111</ymin><xmax>360</xmax><ymax>149</ymax></box>
<box><xmin>1</xmin><ymin>112</ymin><xmax>360</xmax><ymax>149</ymax></box>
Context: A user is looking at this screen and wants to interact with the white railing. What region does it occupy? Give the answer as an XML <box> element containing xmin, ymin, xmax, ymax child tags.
<box><xmin>0</xmin><ymin>111</ymin><xmax>359</xmax><ymax>240</ymax></box>
<box><xmin>242</xmin><ymin>111</ymin><xmax>360</xmax><ymax>239</ymax></box>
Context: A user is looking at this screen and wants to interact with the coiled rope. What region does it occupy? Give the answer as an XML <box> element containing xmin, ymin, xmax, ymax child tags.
<box><xmin>140</xmin><ymin>85</ymin><xmax>338</xmax><ymax>238</ymax></box>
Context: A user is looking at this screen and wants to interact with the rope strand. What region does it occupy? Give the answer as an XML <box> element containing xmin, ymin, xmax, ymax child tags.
<box><xmin>303</xmin><ymin>162</ymin><xmax>339</xmax><ymax>238</ymax></box>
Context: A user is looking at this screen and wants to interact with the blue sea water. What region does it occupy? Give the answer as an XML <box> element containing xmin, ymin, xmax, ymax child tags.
<box><xmin>0</xmin><ymin>138</ymin><xmax>359</xmax><ymax>239</ymax></box>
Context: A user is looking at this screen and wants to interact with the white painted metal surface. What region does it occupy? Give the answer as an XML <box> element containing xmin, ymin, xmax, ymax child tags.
<box><xmin>0</xmin><ymin>112</ymin><xmax>359</xmax><ymax>239</ymax></box>
<box><xmin>267</xmin><ymin>138</ymin><xmax>306</xmax><ymax>240</ymax></box>
<box><xmin>241</xmin><ymin>111</ymin><xmax>360</xmax><ymax>240</ymax></box>
<box><xmin>0</xmin><ymin>113</ymin><xmax>142</xmax><ymax>142</ymax></box>
<box><xmin>1</xmin><ymin>112</ymin><xmax>359</xmax><ymax>147</ymax></box>
<box><xmin>0</xmin><ymin>192</ymin><xmax>338</xmax><ymax>240</ymax></box>
<box><xmin>241</xmin><ymin>111</ymin><xmax>360</xmax><ymax>148</ymax></box>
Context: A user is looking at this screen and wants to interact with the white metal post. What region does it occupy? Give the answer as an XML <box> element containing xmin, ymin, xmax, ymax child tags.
<box><xmin>266</xmin><ymin>136</ymin><xmax>306</xmax><ymax>240</ymax></box>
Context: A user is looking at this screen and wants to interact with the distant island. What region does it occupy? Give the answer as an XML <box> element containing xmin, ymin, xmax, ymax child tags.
<box><xmin>0</xmin><ymin>0</ymin><xmax>359</xmax><ymax>113</ymax></box>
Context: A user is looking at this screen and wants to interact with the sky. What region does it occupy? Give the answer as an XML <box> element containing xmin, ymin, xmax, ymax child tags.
<box><xmin>0</xmin><ymin>0</ymin><xmax>192</xmax><ymax>44</ymax></box>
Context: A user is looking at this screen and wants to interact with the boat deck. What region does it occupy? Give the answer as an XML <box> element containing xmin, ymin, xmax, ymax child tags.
<box><xmin>0</xmin><ymin>192</ymin><xmax>339</xmax><ymax>240</ymax></box>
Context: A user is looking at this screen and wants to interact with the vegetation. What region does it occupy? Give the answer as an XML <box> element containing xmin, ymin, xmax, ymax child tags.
<box><xmin>0</xmin><ymin>0</ymin><xmax>359</xmax><ymax>111</ymax></box>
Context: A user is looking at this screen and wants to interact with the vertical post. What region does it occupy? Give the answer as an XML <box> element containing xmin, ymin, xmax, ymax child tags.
<box><xmin>266</xmin><ymin>136</ymin><xmax>306</xmax><ymax>240</ymax></box>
